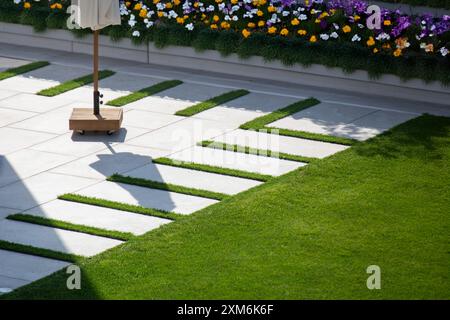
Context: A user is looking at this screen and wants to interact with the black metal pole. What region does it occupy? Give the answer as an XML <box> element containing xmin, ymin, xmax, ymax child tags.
<box><xmin>93</xmin><ymin>30</ymin><xmax>100</xmax><ymax>115</ymax></box>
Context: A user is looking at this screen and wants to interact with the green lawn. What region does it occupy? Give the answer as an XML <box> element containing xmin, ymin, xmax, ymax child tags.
<box><xmin>4</xmin><ymin>115</ymin><xmax>450</xmax><ymax>299</ymax></box>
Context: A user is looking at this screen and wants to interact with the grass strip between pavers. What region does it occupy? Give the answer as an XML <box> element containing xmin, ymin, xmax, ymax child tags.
<box><xmin>37</xmin><ymin>70</ymin><xmax>115</xmax><ymax>96</ymax></box>
<box><xmin>153</xmin><ymin>157</ymin><xmax>273</xmax><ymax>182</ymax></box>
<box><xmin>175</xmin><ymin>89</ymin><xmax>250</xmax><ymax>116</ymax></box>
<box><xmin>58</xmin><ymin>194</ymin><xmax>181</xmax><ymax>221</ymax></box>
<box><xmin>106</xmin><ymin>80</ymin><xmax>183</xmax><ymax>107</ymax></box>
<box><xmin>239</xmin><ymin>97</ymin><xmax>356</xmax><ymax>146</ymax></box>
<box><xmin>0</xmin><ymin>61</ymin><xmax>49</xmax><ymax>81</ymax></box>
<box><xmin>0</xmin><ymin>239</ymin><xmax>80</xmax><ymax>263</ymax></box>
<box><xmin>108</xmin><ymin>174</ymin><xmax>229</xmax><ymax>201</ymax></box>
<box><xmin>7</xmin><ymin>214</ymin><xmax>134</xmax><ymax>242</ymax></box>
<box><xmin>198</xmin><ymin>140</ymin><xmax>316</xmax><ymax>163</ymax></box>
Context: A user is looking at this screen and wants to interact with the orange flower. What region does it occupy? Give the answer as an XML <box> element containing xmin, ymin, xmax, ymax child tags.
<box><xmin>291</xmin><ymin>18</ymin><xmax>299</xmax><ymax>26</ymax></box>
<box><xmin>268</xmin><ymin>26</ymin><xmax>277</xmax><ymax>34</ymax></box>
<box><xmin>393</xmin><ymin>48</ymin><xmax>402</xmax><ymax>57</ymax></box>
<box><xmin>242</xmin><ymin>29</ymin><xmax>251</xmax><ymax>38</ymax></box>
<box><xmin>258</xmin><ymin>20</ymin><xmax>265</xmax><ymax>27</ymax></box>
<box><xmin>366</xmin><ymin>37</ymin><xmax>375</xmax><ymax>46</ymax></box>
<box><xmin>280</xmin><ymin>28</ymin><xmax>289</xmax><ymax>36</ymax></box>
<box><xmin>310</xmin><ymin>35</ymin><xmax>317</xmax><ymax>42</ymax></box>
<box><xmin>23</xmin><ymin>2</ymin><xmax>31</xmax><ymax>9</ymax></box>
<box><xmin>247</xmin><ymin>22</ymin><xmax>256</xmax><ymax>28</ymax></box>
<box><xmin>342</xmin><ymin>25</ymin><xmax>351</xmax><ymax>33</ymax></box>
<box><xmin>298</xmin><ymin>29</ymin><xmax>307</xmax><ymax>36</ymax></box>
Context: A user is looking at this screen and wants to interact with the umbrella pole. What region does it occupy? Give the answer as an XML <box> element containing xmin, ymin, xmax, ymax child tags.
<box><xmin>93</xmin><ymin>30</ymin><xmax>100</xmax><ymax>115</ymax></box>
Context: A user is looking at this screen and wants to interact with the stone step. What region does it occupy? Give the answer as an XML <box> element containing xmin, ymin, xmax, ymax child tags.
<box><xmin>76</xmin><ymin>181</ymin><xmax>219</xmax><ymax>215</ymax></box>
<box><xmin>168</xmin><ymin>146</ymin><xmax>305</xmax><ymax>176</ymax></box>
<box><xmin>23</xmin><ymin>199</ymin><xmax>172</xmax><ymax>236</ymax></box>
<box><xmin>0</xmin><ymin>249</ymin><xmax>69</xmax><ymax>291</ymax></box>
<box><xmin>0</xmin><ymin>220</ymin><xmax>123</xmax><ymax>257</ymax></box>
<box><xmin>211</xmin><ymin>129</ymin><xmax>349</xmax><ymax>159</ymax></box>
<box><xmin>124</xmin><ymin>163</ymin><xmax>262</xmax><ymax>195</ymax></box>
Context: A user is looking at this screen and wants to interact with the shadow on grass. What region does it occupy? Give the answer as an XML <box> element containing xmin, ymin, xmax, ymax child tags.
<box><xmin>354</xmin><ymin>114</ymin><xmax>450</xmax><ymax>161</ymax></box>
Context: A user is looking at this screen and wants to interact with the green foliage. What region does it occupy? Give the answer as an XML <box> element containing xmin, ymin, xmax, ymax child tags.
<box><xmin>0</xmin><ymin>61</ymin><xmax>49</xmax><ymax>81</ymax></box>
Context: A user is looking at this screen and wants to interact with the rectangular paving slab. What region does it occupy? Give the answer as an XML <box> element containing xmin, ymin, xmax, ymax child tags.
<box><xmin>0</xmin><ymin>172</ymin><xmax>97</xmax><ymax>210</ymax></box>
<box><xmin>50</xmin><ymin>144</ymin><xmax>167</xmax><ymax>180</ymax></box>
<box><xmin>76</xmin><ymin>181</ymin><xmax>219</xmax><ymax>215</ymax></box>
<box><xmin>212</xmin><ymin>129</ymin><xmax>349</xmax><ymax>159</ymax></box>
<box><xmin>169</xmin><ymin>146</ymin><xmax>305</xmax><ymax>176</ymax></box>
<box><xmin>0</xmin><ymin>93</ymin><xmax>75</xmax><ymax>113</ymax></box>
<box><xmin>0</xmin><ymin>107</ymin><xmax>37</xmax><ymax>127</ymax></box>
<box><xmin>0</xmin><ymin>57</ymin><xmax>31</xmax><ymax>71</ymax></box>
<box><xmin>124</xmin><ymin>162</ymin><xmax>263</xmax><ymax>195</ymax></box>
<box><xmin>122</xmin><ymin>109</ymin><xmax>184</xmax><ymax>130</ymax></box>
<box><xmin>0</xmin><ymin>220</ymin><xmax>123</xmax><ymax>257</ymax></box>
<box><xmin>0</xmin><ymin>127</ymin><xmax>55</xmax><ymax>155</ymax></box>
<box><xmin>0</xmin><ymin>149</ymin><xmax>75</xmax><ymax>188</ymax></box>
<box><xmin>0</xmin><ymin>249</ymin><xmax>69</xmax><ymax>291</ymax></box>
<box><xmin>0</xmin><ymin>64</ymin><xmax>91</xmax><ymax>94</ymax></box>
<box><xmin>23</xmin><ymin>199</ymin><xmax>172</xmax><ymax>236</ymax></box>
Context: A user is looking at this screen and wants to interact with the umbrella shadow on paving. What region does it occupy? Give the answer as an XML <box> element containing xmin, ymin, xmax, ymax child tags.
<box><xmin>0</xmin><ymin>156</ymin><xmax>100</xmax><ymax>297</ymax></box>
<box><xmin>88</xmin><ymin>144</ymin><xmax>177</xmax><ymax>213</ymax></box>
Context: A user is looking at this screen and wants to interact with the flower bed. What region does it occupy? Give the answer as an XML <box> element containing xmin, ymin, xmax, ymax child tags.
<box><xmin>2</xmin><ymin>0</ymin><xmax>450</xmax><ymax>85</ymax></box>
<box><xmin>378</xmin><ymin>0</ymin><xmax>450</xmax><ymax>10</ymax></box>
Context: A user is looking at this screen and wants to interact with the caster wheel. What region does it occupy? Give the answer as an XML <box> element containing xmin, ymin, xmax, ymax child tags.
<box><xmin>78</xmin><ymin>130</ymin><xmax>85</xmax><ymax>135</ymax></box>
<box><xmin>107</xmin><ymin>130</ymin><xmax>115</xmax><ymax>135</ymax></box>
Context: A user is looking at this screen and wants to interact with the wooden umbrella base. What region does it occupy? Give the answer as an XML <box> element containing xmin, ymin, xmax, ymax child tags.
<box><xmin>69</xmin><ymin>108</ymin><xmax>123</xmax><ymax>135</ymax></box>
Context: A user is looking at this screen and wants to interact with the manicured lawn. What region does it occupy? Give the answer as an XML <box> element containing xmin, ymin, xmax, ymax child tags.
<box><xmin>4</xmin><ymin>115</ymin><xmax>450</xmax><ymax>299</ymax></box>
<box><xmin>37</xmin><ymin>70</ymin><xmax>115</xmax><ymax>96</ymax></box>
<box><xmin>106</xmin><ymin>80</ymin><xmax>183</xmax><ymax>106</ymax></box>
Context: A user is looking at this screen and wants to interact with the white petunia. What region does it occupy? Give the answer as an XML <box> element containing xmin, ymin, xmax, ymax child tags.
<box><xmin>207</xmin><ymin>5</ymin><xmax>214</xmax><ymax>12</ymax></box>
<box><xmin>440</xmin><ymin>47</ymin><xmax>449</xmax><ymax>57</ymax></box>
<box><xmin>132</xmin><ymin>30</ymin><xmax>140</xmax><ymax>37</ymax></box>
<box><xmin>352</xmin><ymin>34</ymin><xmax>361</xmax><ymax>42</ymax></box>
<box><xmin>185</xmin><ymin>23</ymin><xmax>194</xmax><ymax>31</ymax></box>
<box><xmin>330</xmin><ymin>32</ymin><xmax>339</xmax><ymax>38</ymax></box>
<box><xmin>232</xmin><ymin>15</ymin><xmax>239</xmax><ymax>21</ymax></box>
<box><xmin>320</xmin><ymin>34</ymin><xmax>329</xmax><ymax>40</ymax></box>
<box><xmin>282</xmin><ymin>11</ymin><xmax>290</xmax><ymax>17</ymax></box>
<box><xmin>299</xmin><ymin>14</ymin><xmax>307</xmax><ymax>21</ymax></box>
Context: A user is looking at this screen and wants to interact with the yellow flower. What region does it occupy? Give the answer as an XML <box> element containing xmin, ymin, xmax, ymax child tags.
<box><xmin>268</xmin><ymin>26</ymin><xmax>277</xmax><ymax>34</ymax></box>
<box><xmin>297</xmin><ymin>29</ymin><xmax>307</xmax><ymax>36</ymax></box>
<box><xmin>257</xmin><ymin>10</ymin><xmax>264</xmax><ymax>17</ymax></box>
<box><xmin>310</xmin><ymin>35</ymin><xmax>317</xmax><ymax>42</ymax></box>
<box><xmin>315</xmin><ymin>19</ymin><xmax>321</xmax><ymax>24</ymax></box>
<box><xmin>215</xmin><ymin>0</ymin><xmax>223</xmax><ymax>3</ymax></box>
<box><xmin>210</xmin><ymin>24</ymin><xmax>218</xmax><ymax>29</ymax></box>
<box><xmin>366</xmin><ymin>36</ymin><xmax>375</xmax><ymax>46</ymax></box>
<box><xmin>320</xmin><ymin>12</ymin><xmax>329</xmax><ymax>18</ymax></box>
<box><xmin>383</xmin><ymin>20</ymin><xmax>391</xmax><ymax>26</ymax></box>
<box><xmin>201</xmin><ymin>14</ymin><xmax>206</xmax><ymax>20</ymax></box>
<box><xmin>267</xmin><ymin>6</ymin><xmax>277</xmax><ymax>13</ymax></box>
<box><xmin>291</xmin><ymin>18</ymin><xmax>299</xmax><ymax>26</ymax></box>
<box><xmin>157</xmin><ymin>11</ymin><xmax>164</xmax><ymax>18</ymax></box>
<box><xmin>258</xmin><ymin>20</ymin><xmax>265</xmax><ymax>27</ymax></box>
<box><xmin>231</xmin><ymin>0</ymin><xmax>238</xmax><ymax>3</ymax></box>
<box><xmin>176</xmin><ymin>17</ymin><xmax>185</xmax><ymax>24</ymax></box>
<box><xmin>393</xmin><ymin>48</ymin><xmax>402</xmax><ymax>57</ymax></box>
<box><xmin>329</xmin><ymin>9</ymin><xmax>336</xmax><ymax>15</ymax></box>
<box><xmin>173</xmin><ymin>0</ymin><xmax>181</xmax><ymax>5</ymax></box>
<box><xmin>166</xmin><ymin>3</ymin><xmax>173</xmax><ymax>9</ymax></box>
<box><xmin>125</xmin><ymin>2</ymin><xmax>131</xmax><ymax>7</ymax></box>
<box><xmin>353</xmin><ymin>15</ymin><xmax>360</xmax><ymax>21</ymax></box>
<box><xmin>213</xmin><ymin>15</ymin><xmax>220</xmax><ymax>22</ymax></box>
<box><xmin>342</xmin><ymin>25</ymin><xmax>351</xmax><ymax>33</ymax></box>
<box><xmin>23</xmin><ymin>2</ymin><xmax>31</xmax><ymax>9</ymax></box>
<box><xmin>373</xmin><ymin>48</ymin><xmax>379</xmax><ymax>53</ymax></box>
<box><xmin>242</xmin><ymin>29</ymin><xmax>251</xmax><ymax>38</ymax></box>
<box><xmin>134</xmin><ymin>3</ymin><xmax>142</xmax><ymax>10</ymax></box>
<box><xmin>139</xmin><ymin>9</ymin><xmax>148</xmax><ymax>18</ymax></box>
<box><xmin>247</xmin><ymin>22</ymin><xmax>256</xmax><ymax>28</ymax></box>
<box><xmin>382</xmin><ymin>43</ymin><xmax>391</xmax><ymax>49</ymax></box>
<box><xmin>153</xmin><ymin>0</ymin><xmax>160</xmax><ymax>3</ymax></box>
<box><xmin>221</xmin><ymin>21</ymin><xmax>230</xmax><ymax>29</ymax></box>
<box><xmin>193</xmin><ymin>2</ymin><xmax>199</xmax><ymax>7</ymax></box>
<box><xmin>280</xmin><ymin>28</ymin><xmax>289</xmax><ymax>36</ymax></box>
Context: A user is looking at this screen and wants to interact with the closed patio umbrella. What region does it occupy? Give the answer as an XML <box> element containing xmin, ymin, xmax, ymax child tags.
<box><xmin>69</xmin><ymin>0</ymin><xmax>122</xmax><ymax>134</ymax></box>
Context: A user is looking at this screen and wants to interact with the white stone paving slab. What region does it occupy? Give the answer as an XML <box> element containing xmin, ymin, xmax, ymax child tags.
<box><xmin>51</xmin><ymin>144</ymin><xmax>166</xmax><ymax>180</ymax></box>
<box><xmin>124</xmin><ymin>95</ymin><xmax>192</xmax><ymax>114</ymax></box>
<box><xmin>193</xmin><ymin>106</ymin><xmax>265</xmax><ymax>127</ymax></box>
<box><xmin>124</xmin><ymin>162</ymin><xmax>262</xmax><ymax>195</ymax></box>
<box><xmin>0</xmin><ymin>93</ymin><xmax>74</xmax><ymax>113</ymax></box>
<box><xmin>122</xmin><ymin>109</ymin><xmax>184</xmax><ymax>130</ymax></box>
<box><xmin>10</xmin><ymin>104</ymin><xmax>74</xmax><ymax>134</ymax></box>
<box><xmin>31</xmin><ymin>126</ymin><xmax>148</xmax><ymax>157</ymax></box>
<box><xmin>0</xmin><ymin>249</ymin><xmax>69</xmax><ymax>290</ymax></box>
<box><xmin>98</xmin><ymin>73</ymin><xmax>162</xmax><ymax>94</ymax></box>
<box><xmin>0</xmin><ymin>220</ymin><xmax>123</xmax><ymax>257</ymax></box>
<box><xmin>24</xmin><ymin>199</ymin><xmax>172</xmax><ymax>236</ymax></box>
<box><xmin>0</xmin><ymin>207</ymin><xmax>18</xmax><ymax>220</ymax></box>
<box><xmin>169</xmin><ymin>146</ymin><xmax>305</xmax><ymax>176</ymax></box>
<box><xmin>269</xmin><ymin>102</ymin><xmax>375</xmax><ymax>139</ymax></box>
<box><xmin>0</xmin><ymin>149</ymin><xmax>75</xmax><ymax>187</ymax></box>
<box><xmin>348</xmin><ymin>110</ymin><xmax>417</xmax><ymax>140</ymax></box>
<box><xmin>0</xmin><ymin>172</ymin><xmax>97</xmax><ymax>210</ymax></box>
<box><xmin>126</xmin><ymin>117</ymin><xmax>235</xmax><ymax>151</ymax></box>
<box><xmin>0</xmin><ymin>127</ymin><xmax>56</xmax><ymax>155</ymax></box>
<box><xmin>77</xmin><ymin>181</ymin><xmax>219</xmax><ymax>215</ymax></box>
<box><xmin>218</xmin><ymin>92</ymin><xmax>298</xmax><ymax>113</ymax></box>
<box><xmin>0</xmin><ymin>89</ymin><xmax>19</xmax><ymax>101</ymax></box>
<box><xmin>0</xmin><ymin>64</ymin><xmax>90</xmax><ymax>94</ymax></box>
<box><xmin>0</xmin><ymin>107</ymin><xmax>37</xmax><ymax>127</ymax></box>
<box><xmin>212</xmin><ymin>129</ymin><xmax>349</xmax><ymax>159</ymax></box>
<box><xmin>0</xmin><ymin>57</ymin><xmax>31</xmax><ymax>71</ymax></box>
